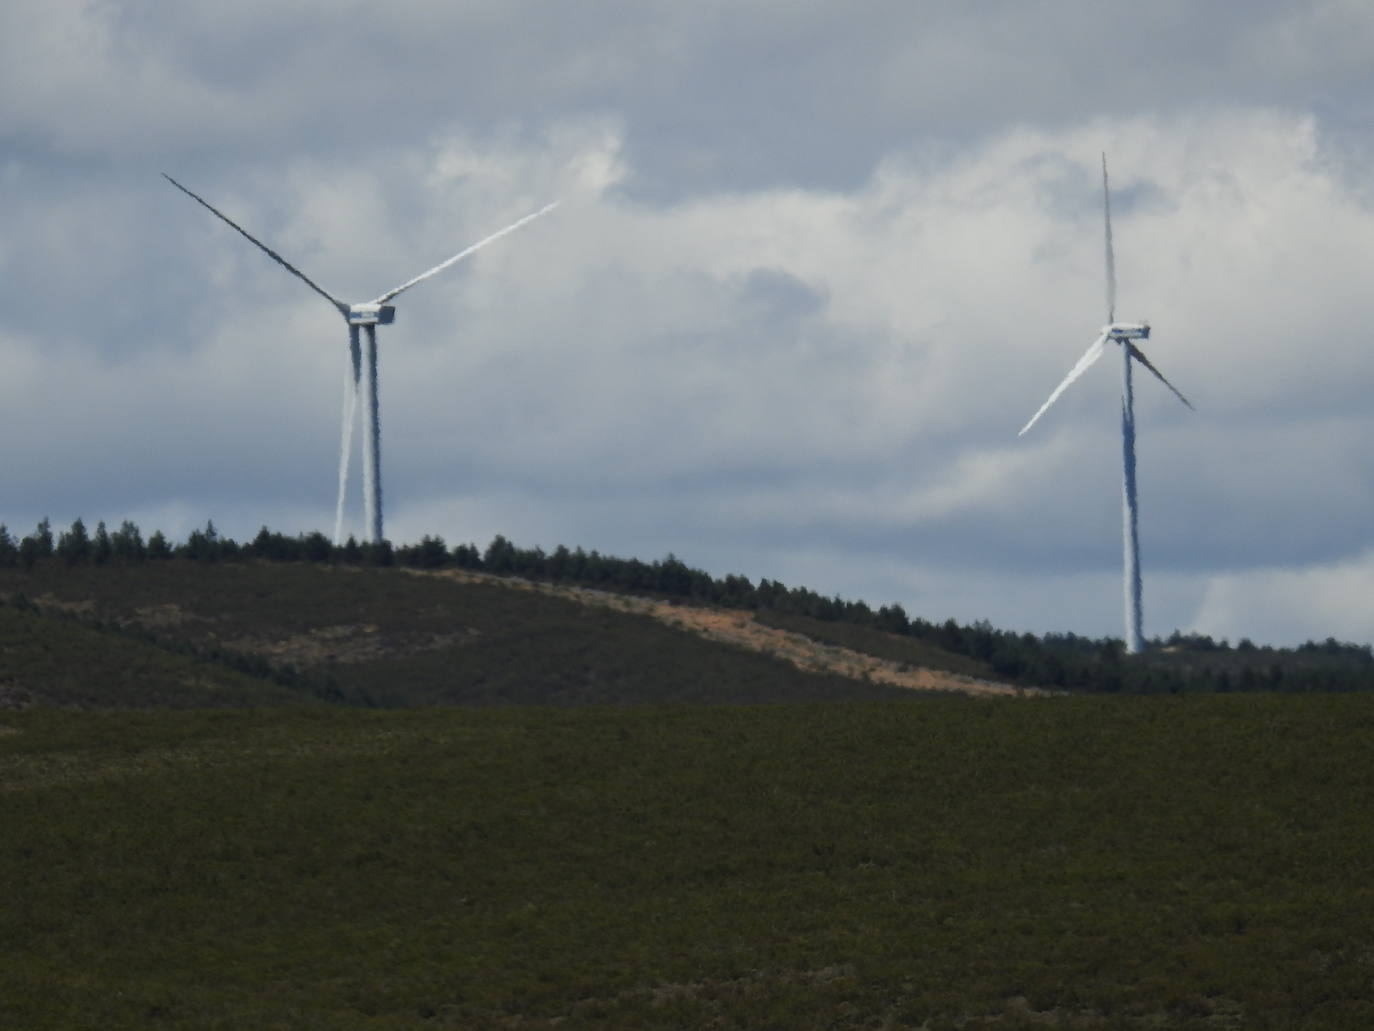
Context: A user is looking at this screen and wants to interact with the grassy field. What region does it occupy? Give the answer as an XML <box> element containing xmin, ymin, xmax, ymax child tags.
<box><xmin>5</xmin><ymin>695</ymin><xmax>1374</xmax><ymax>1029</ymax></box>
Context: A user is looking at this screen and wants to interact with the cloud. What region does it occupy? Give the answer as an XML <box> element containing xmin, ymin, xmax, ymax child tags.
<box><xmin>1192</xmin><ymin>548</ymin><xmax>1374</xmax><ymax>647</ymax></box>
<box><xmin>9</xmin><ymin>3</ymin><xmax>1374</xmax><ymax>190</ymax></box>
<box><xmin>3</xmin><ymin>4</ymin><xmax>1373</xmax><ymax>646</ymax></box>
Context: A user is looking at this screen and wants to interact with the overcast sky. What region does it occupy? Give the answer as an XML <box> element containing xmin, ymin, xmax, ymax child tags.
<box><xmin>4</xmin><ymin>1</ymin><xmax>1374</xmax><ymax>647</ymax></box>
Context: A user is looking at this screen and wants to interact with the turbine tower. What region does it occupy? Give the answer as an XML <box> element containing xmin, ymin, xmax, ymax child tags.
<box><xmin>165</xmin><ymin>174</ymin><xmax>557</xmax><ymax>545</ymax></box>
<box><xmin>1018</xmin><ymin>154</ymin><xmax>1193</xmax><ymax>655</ymax></box>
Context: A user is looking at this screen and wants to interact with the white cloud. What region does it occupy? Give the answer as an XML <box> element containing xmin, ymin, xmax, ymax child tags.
<box><xmin>3</xmin><ymin>4</ymin><xmax>1374</xmax><ymax>646</ymax></box>
<box><xmin>1192</xmin><ymin>549</ymin><xmax>1374</xmax><ymax>647</ymax></box>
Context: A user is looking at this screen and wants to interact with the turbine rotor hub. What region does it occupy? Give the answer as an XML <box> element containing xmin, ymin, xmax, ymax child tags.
<box><xmin>1104</xmin><ymin>321</ymin><xmax>1149</xmax><ymax>341</ymax></box>
<box><xmin>348</xmin><ymin>303</ymin><xmax>396</xmax><ymax>326</ymax></box>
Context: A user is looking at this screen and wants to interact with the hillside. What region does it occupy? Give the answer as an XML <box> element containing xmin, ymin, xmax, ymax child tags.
<box><xmin>0</xmin><ymin>600</ymin><xmax>312</xmax><ymax>709</ymax></box>
<box><xmin>1</xmin><ymin>520</ymin><xmax>1370</xmax><ymax>704</ymax></box>
<box><xmin>0</xmin><ymin>560</ymin><xmax>995</xmax><ymax>709</ymax></box>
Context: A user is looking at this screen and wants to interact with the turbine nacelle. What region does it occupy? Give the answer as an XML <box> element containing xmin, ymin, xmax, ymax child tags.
<box><xmin>347</xmin><ymin>303</ymin><xmax>396</xmax><ymax>326</ymax></box>
<box><xmin>1104</xmin><ymin>321</ymin><xmax>1149</xmax><ymax>341</ymax></box>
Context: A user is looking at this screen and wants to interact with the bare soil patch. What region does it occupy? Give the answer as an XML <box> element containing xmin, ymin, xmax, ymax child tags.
<box><xmin>132</xmin><ymin>603</ymin><xmax>194</xmax><ymax>627</ymax></box>
<box><xmin>416</xmin><ymin>569</ymin><xmax>1040</xmax><ymax>697</ymax></box>
<box><xmin>224</xmin><ymin>622</ymin><xmax>484</xmax><ymax>667</ymax></box>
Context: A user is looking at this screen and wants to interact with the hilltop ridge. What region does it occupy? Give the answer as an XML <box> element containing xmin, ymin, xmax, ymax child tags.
<box><xmin>0</xmin><ymin>559</ymin><xmax>945</xmax><ymax>709</ymax></box>
<box><xmin>0</xmin><ymin>518</ymin><xmax>1370</xmax><ymax>706</ymax></box>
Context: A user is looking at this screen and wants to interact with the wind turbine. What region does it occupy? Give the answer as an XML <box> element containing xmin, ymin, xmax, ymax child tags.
<box><xmin>1018</xmin><ymin>154</ymin><xmax>1193</xmax><ymax>655</ymax></box>
<box><xmin>164</xmin><ymin>173</ymin><xmax>557</xmax><ymax>545</ymax></box>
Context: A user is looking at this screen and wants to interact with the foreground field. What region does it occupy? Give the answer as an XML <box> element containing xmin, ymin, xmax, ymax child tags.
<box><xmin>4</xmin><ymin>695</ymin><xmax>1374</xmax><ymax>1029</ymax></box>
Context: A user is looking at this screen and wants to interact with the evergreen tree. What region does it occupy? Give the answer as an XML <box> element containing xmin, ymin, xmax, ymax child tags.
<box><xmin>363</xmin><ymin>539</ymin><xmax>393</xmax><ymax>566</ymax></box>
<box><xmin>17</xmin><ymin>536</ymin><xmax>41</xmax><ymax>570</ymax></box>
<box><xmin>249</xmin><ymin>526</ymin><xmax>298</xmax><ymax>561</ymax></box>
<box><xmin>35</xmin><ymin>517</ymin><xmax>54</xmax><ymax>557</ymax></box>
<box><xmin>92</xmin><ymin>521</ymin><xmax>112</xmax><ymax>565</ymax></box>
<box><xmin>302</xmin><ymin>531</ymin><xmax>332</xmax><ymax>563</ymax></box>
<box><xmin>547</xmin><ymin>544</ymin><xmax>571</xmax><ymax>580</ymax></box>
<box><xmin>147</xmin><ymin>530</ymin><xmax>172</xmax><ymax>560</ymax></box>
<box><xmin>249</xmin><ymin>526</ymin><xmax>274</xmax><ymax>558</ymax></box>
<box><xmin>183</xmin><ymin>521</ymin><xmax>223</xmax><ymax>561</ymax></box>
<box><xmin>514</xmin><ymin>544</ymin><xmax>546</xmax><ymax>577</ymax></box>
<box><xmin>0</xmin><ymin>525</ymin><xmax>16</xmax><ymax>567</ymax></box>
<box><xmin>415</xmin><ymin>535</ymin><xmax>448</xmax><ymax>569</ymax></box>
<box><xmin>655</xmin><ymin>553</ymin><xmax>693</xmax><ymax>596</ymax></box>
<box><xmin>450</xmin><ymin>542</ymin><xmax>481</xmax><ymax>569</ymax></box>
<box><xmin>875</xmin><ymin>603</ymin><xmax>910</xmax><ymax>635</ymax></box>
<box><xmin>57</xmin><ymin>518</ymin><xmax>91</xmax><ymax>565</ymax></box>
<box><xmin>483</xmin><ymin>535</ymin><xmax>516</xmax><ymax>572</ymax></box>
<box><xmin>111</xmin><ymin>521</ymin><xmax>146</xmax><ymax>562</ymax></box>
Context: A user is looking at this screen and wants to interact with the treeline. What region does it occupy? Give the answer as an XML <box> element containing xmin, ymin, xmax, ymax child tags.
<box><xmin>0</xmin><ymin>518</ymin><xmax>389</xmax><ymax>568</ymax></box>
<box><xmin>4</xmin><ymin>517</ymin><xmax>1372</xmax><ymax>694</ymax></box>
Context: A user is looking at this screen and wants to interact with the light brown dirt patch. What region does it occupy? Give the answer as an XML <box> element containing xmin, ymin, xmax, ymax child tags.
<box><xmin>413</xmin><ymin>568</ymin><xmax>1044</xmax><ymax>697</ymax></box>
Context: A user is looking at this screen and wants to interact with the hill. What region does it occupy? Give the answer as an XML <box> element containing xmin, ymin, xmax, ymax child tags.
<box><xmin>0</xmin><ymin>598</ymin><xmax>311</xmax><ymax>709</ymax></box>
<box><xmin>0</xmin><ymin>519</ymin><xmax>1370</xmax><ymax>703</ymax></box>
<box><xmin>0</xmin><ymin>559</ymin><xmax>983</xmax><ymax>708</ymax></box>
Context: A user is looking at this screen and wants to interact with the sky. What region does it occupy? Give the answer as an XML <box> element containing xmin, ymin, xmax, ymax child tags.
<box><xmin>4</xmin><ymin>0</ymin><xmax>1374</xmax><ymax>647</ymax></box>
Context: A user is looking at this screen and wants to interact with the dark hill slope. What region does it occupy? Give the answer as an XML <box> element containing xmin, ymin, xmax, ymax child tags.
<box><xmin>0</xmin><ymin>562</ymin><xmax>915</xmax><ymax>708</ymax></box>
<box><xmin>0</xmin><ymin>603</ymin><xmax>313</xmax><ymax>709</ymax></box>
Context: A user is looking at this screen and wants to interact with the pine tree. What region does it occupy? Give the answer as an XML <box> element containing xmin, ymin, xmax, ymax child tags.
<box><xmin>302</xmin><ymin>531</ymin><xmax>332</xmax><ymax>563</ymax></box>
<box><xmin>35</xmin><ymin>517</ymin><xmax>54</xmax><ymax>557</ymax></box>
<box><xmin>92</xmin><ymin>521</ymin><xmax>112</xmax><ymax>565</ymax></box>
<box><xmin>57</xmin><ymin>518</ymin><xmax>91</xmax><ymax>565</ymax></box>
<box><xmin>148</xmin><ymin>531</ymin><xmax>172</xmax><ymax>560</ymax></box>
<box><xmin>483</xmin><ymin>535</ymin><xmax>516</xmax><ymax>572</ymax></box>
<box><xmin>416</xmin><ymin>535</ymin><xmax>448</xmax><ymax>568</ymax></box>
<box><xmin>112</xmin><ymin>521</ymin><xmax>146</xmax><ymax>562</ymax></box>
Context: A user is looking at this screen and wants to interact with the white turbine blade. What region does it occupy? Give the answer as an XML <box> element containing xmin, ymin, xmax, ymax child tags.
<box><xmin>163</xmin><ymin>173</ymin><xmax>348</xmax><ymax>315</ymax></box>
<box><xmin>332</xmin><ymin>354</ymin><xmax>360</xmax><ymax>546</ymax></box>
<box><xmin>372</xmin><ymin>201</ymin><xmax>559</xmax><ymax>304</ymax></box>
<box><xmin>1102</xmin><ymin>153</ymin><xmax>1116</xmax><ymax>325</ymax></box>
<box><xmin>1127</xmin><ymin>343</ymin><xmax>1195</xmax><ymax>410</ymax></box>
<box><xmin>1018</xmin><ymin>335</ymin><xmax>1108</xmax><ymax>437</ymax></box>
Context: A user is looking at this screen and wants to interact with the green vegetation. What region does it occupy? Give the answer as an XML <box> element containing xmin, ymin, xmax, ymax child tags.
<box><xmin>0</xmin><ymin>559</ymin><xmax>910</xmax><ymax>709</ymax></box>
<box><xmin>4</xmin><ymin>697</ymin><xmax>1374</xmax><ymax>1029</ymax></box>
<box><xmin>4</xmin><ymin>516</ymin><xmax>1373</xmax><ymax>1026</ymax></box>
<box><xmin>0</xmin><ymin>602</ymin><xmax>314</xmax><ymax>709</ymax></box>
<box><xmin>4</xmin><ymin>516</ymin><xmax>1370</xmax><ymax>696</ymax></box>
